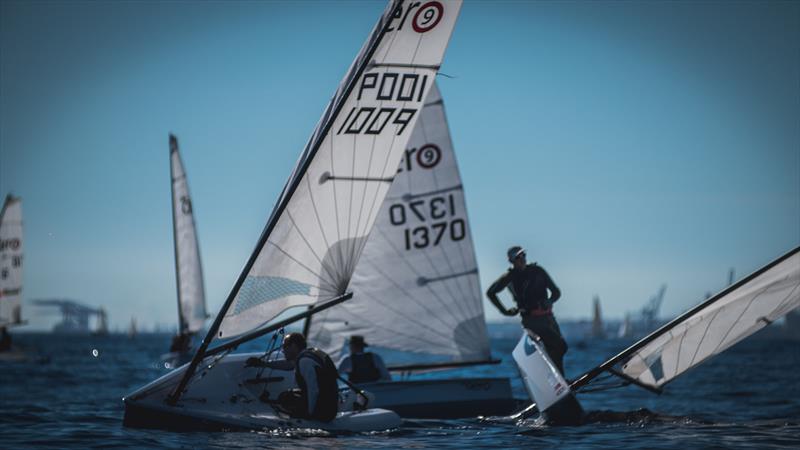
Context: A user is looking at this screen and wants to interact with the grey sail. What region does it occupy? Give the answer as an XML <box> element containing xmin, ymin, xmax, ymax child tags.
<box><xmin>308</xmin><ymin>83</ymin><xmax>491</xmax><ymax>364</ymax></box>
<box><xmin>0</xmin><ymin>195</ymin><xmax>23</xmax><ymax>327</ymax></box>
<box><xmin>169</xmin><ymin>135</ymin><xmax>207</xmax><ymax>335</ymax></box>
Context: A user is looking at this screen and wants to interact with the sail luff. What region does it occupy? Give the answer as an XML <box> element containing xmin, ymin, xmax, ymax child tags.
<box><xmin>571</xmin><ymin>245</ymin><xmax>800</xmax><ymax>392</ymax></box>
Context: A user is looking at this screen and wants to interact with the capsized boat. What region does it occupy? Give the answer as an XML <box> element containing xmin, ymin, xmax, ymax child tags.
<box><xmin>306</xmin><ymin>82</ymin><xmax>515</xmax><ymax>418</ymax></box>
<box><xmin>508</xmin><ymin>246</ymin><xmax>800</xmax><ymax>425</ymax></box>
<box><xmin>0</xmin><ymin>194</ymin><xmax>27</xmax><ymax>360</ymax></box>
<box><xmin>123</xmin><ymin>0</ymin><xmax>463</xmax><ymax>432</ymax></box>
<box><xmin>161</xmin><ymin>135</ymin><xmax>208</xmax><ymax>369</ymax></box>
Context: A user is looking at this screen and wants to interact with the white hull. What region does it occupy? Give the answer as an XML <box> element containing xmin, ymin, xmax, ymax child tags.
<box><xmin>123</xmin><ymin>353</ymin><xmax>400</xmax><ymax>432</ymax></box>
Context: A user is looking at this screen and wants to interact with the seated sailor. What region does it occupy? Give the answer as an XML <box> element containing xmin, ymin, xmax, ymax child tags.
<box><xmin>337</xmin><ymin>335</ymin><xmax>391</xmax><ymax>383</ymax></box>
<box><xmin>246</xmin><ymin>332</ymin><xmax>339</xmax><ymax>422</ymax></box>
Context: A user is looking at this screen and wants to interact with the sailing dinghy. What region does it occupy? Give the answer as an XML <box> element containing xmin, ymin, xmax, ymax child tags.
<box><xmin>0</xmin><ymin>194</ymin><xmax>26</xmax><ymax>361</ymax></box>
<box><xmin>123</xmin><ymin>0</ymin><xmax>463</xmax><ymax>432</ymax></box>
<box><xmin>510</xmin><ymin>246</ymin><xmax>800</xmax><ymax>425</ymax></box>
<box><xmin>161</xmin><ymin>135</ymin><xmax>208</xmax><ymax>368</ymax></box>
<box><xmin>306</xmin><ymin>82</ymin><xmax>516</xmax><ymax>419</ymax></box>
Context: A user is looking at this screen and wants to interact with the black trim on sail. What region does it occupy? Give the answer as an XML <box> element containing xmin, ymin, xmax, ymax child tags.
<box><xmin>570</xmin><ymin>245</ymin><xmax>800</xmax><ymax>393</ymax></box>
<box><xmin>167</xmin><ymin>0</ymin><xmax>406</xmax><ymax>405</ymax></box>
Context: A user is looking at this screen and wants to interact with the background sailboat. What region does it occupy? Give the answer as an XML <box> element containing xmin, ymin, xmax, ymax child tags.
<box><xmin>0</xmin><ymin>194</ymin><xmax>25</xmax><ymax>356</ymax></box>
<box><xmin>307</xmin><ymin>83</ymin><xmax>515</xmax><ymax>418</ymax></box>
<box><xmin>163</xmin><ymin>135</ymin><xmax>207</xmax><ymax>364</ymax></box>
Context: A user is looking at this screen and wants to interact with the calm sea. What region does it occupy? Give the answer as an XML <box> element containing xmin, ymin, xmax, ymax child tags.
<box><xmin>1</xmin><ymin>325</ymin><xmax>798</xmax><ymax>449</ymax></box>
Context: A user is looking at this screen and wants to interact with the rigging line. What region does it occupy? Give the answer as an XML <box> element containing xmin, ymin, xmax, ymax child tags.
<box><xmin>265</xmin><ymin>241</ymin><xmax>338</xmax><ymax>297</ymax></box>
<box><xmin>434</xmin><ymin>232</ymin><xmax>478</xmax><ymax>320</ymax></box>
<box><xmin>303</xmin><ymin>174</ymin><xmax>342</xmax><ymax>284</ymax></box>
<box><xmin>284</xmin><ymin>209</ymin><xmax>339</xmax><ymax>290</ymax></box>
<box><xmin>673</xmin><ymin>325</ymin><xmax>688</xmax><ymax>379</ymax></box>
<box><xmin>424</xmin><ymin>98</ymin><xmax>444</xmax><ymax>107</ymax></box>
<box><xmin>359</xmin><ymin>261</ymin><xmax>470</xmax><ymax>343</ymax></box>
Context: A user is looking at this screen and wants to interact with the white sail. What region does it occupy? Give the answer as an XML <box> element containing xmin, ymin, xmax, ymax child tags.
<box><xmin>170</xmin><ymin>136</ymin><xmax>207</xmax><ymax>334</ymax></box>
<box><xmin>620</xmin><ymin>247</ymin><xmax>800</xmax><ymax>388</ymax></box>
<box><xmin>308</xmin><ymin>83</ymin><xmax>491</xmax><ymax>363</ymax></box>
<box><xmin>217</xmin><ymin>0</ymin><xmax>463</xmax><ymax>339</ymax></box>
<box><xmin>0</xmin><ymin>195</ymin><xmax>24</xmax><ymax>327</ymax></box>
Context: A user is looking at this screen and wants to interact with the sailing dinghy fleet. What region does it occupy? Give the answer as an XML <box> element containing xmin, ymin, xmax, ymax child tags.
<box><xmin>120</xmin><ymin>0</ymin><xmax>800</xmax><ymax>432</ymax></box>
<box><xmin>123</xmin><ymin>0</ymin><xmax>465</xmax><ymax>432</ymax></box>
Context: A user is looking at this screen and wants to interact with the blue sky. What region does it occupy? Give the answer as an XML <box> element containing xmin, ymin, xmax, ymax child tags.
<box><xmin>1</xmin><ymin>1</ymin><xmax>798</xmax><ymax>331</ymax></box>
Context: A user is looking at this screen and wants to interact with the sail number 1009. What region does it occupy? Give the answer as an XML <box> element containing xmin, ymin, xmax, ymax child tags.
<box><xmin>388</xmin><ymin>194</ymin><xmax>466</xmax><ymax>250</ymax></box>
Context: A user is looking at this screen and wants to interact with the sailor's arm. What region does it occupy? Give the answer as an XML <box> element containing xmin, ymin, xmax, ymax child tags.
<box><xmin>337</xmin><ymin>355</ymin><xmax>352</xmax><ymax>375</ymax></box>
<box><xmin>543</xmin><ymin>268</ymin><xmax>561</xmax><ymax>303</ymax></box>
<box><xmin>486</xmin><ymin>272</ymin><xmax>518</xmax><ymax>316</ymax></box>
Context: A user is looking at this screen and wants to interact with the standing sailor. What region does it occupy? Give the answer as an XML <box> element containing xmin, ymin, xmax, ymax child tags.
<box><xmin>338</xmin><ymin>335</ymin><xmax>391</xmax><ymax>383</ymax></box>
<box><xmin>486</xmin><ymin>246</ymin><xmax>568</xmax><ymax>374</ymax></box>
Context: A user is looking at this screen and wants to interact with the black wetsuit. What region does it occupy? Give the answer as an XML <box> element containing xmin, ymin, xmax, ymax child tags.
<box><xmin>487</xmin><ymin>263</ymin><xmax>568</xmax><ymax>374</ymax></box>
<box><xmin>348</xmin><ymin>353</ymin><xmax>382</xmax><ymax>383</ymax></box>
<box><xmin>281</xmin><ymin>348</ymin><xmax>339</xmax><ymax>422</ymax></box>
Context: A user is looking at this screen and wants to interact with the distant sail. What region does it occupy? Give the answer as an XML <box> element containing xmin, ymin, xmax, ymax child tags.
<box><xmin>309</xmin><ymin>83</ymin><xmax>491</xmax><ymax>363</ymax></box>
<box><xmin>573</xmin><ymin>246</ymin><xmax>800</xmax><ymax>391</ymax></box>
<box><xmin>170</xmin><ymin>136</ymin><xmax>207</xmax><ymax>334</ymax></box>
<box><xmin>0</xmin><ymin>195</ymin><xmax>23</xmax><ymax>327</ymax></box>
<box><xmin>216</xmin><ymin>1</ymin><xmax>464</xmax><ymax>339</ymax></box>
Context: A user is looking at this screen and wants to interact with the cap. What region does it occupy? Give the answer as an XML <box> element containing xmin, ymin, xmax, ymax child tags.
<box><xmin>350</xmin><ymin>335</ymin><xmax>368</xmax><ymax>347</ymax></box>
<box><xmin>507</xmin><ymin>246</ymin><xmax>526</xmax><ymax>262</ymax></box>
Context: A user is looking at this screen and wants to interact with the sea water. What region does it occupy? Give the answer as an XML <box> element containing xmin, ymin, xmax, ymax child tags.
<box><xmin>1</xmin><ymin>325</ymin><xmax>798</xmax><ymax>449</ymax></box>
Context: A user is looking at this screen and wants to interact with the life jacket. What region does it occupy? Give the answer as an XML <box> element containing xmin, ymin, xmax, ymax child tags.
<box><xmin>295</xmin><ymin>348</ymin><xmax>339</xmax><ymax>422</ymax></box>
<box><xmin>348</xmin><ymin>352</ymin><xmax>381</xmax><ymax>383</ymax></box>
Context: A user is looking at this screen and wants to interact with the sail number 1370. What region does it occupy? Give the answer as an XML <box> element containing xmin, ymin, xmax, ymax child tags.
<box><xmin>388</xmin><ymin>194</ymin><xmax>466</xmax><ymax>250</ymax></box>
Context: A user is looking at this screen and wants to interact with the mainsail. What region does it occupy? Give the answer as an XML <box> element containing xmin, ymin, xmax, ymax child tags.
<box><xmin>0</xmin><ymin>195</ymin><xmax>24</xmax><ymax>327</ymax></box>
<box><xmin>216</xmin><ymin>0</ymin><xmax>463</xmax><ymax>340</ymax></box>
<box><xmin>169</xmin><ymin>135</ymin><xmax>207</xmax><ymax>335</ymax></box>
<box><xmin>308</xmin><ymin>82</ymin><xmax>491</xmax><ymax>364</ymax></box>
<box><xmin>572</xmin><ymin>246</ymin><xmax>800</xmax><ymax>391</ymax></box>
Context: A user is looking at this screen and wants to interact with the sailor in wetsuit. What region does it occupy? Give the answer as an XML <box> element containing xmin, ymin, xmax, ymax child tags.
<box><xmin>246</xmin><ymin>332</ymin><xmax>339</xmax><ymax>422</ymax></box>
<box><xmin>486</xmin><ymin>246</ymin><xmax>568</xmax><ymax>375</ymax></box>
<box><xmin>337</xmin><ymin>335</ymin><xmax>391</xmax><ymax>383</ymax></box>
